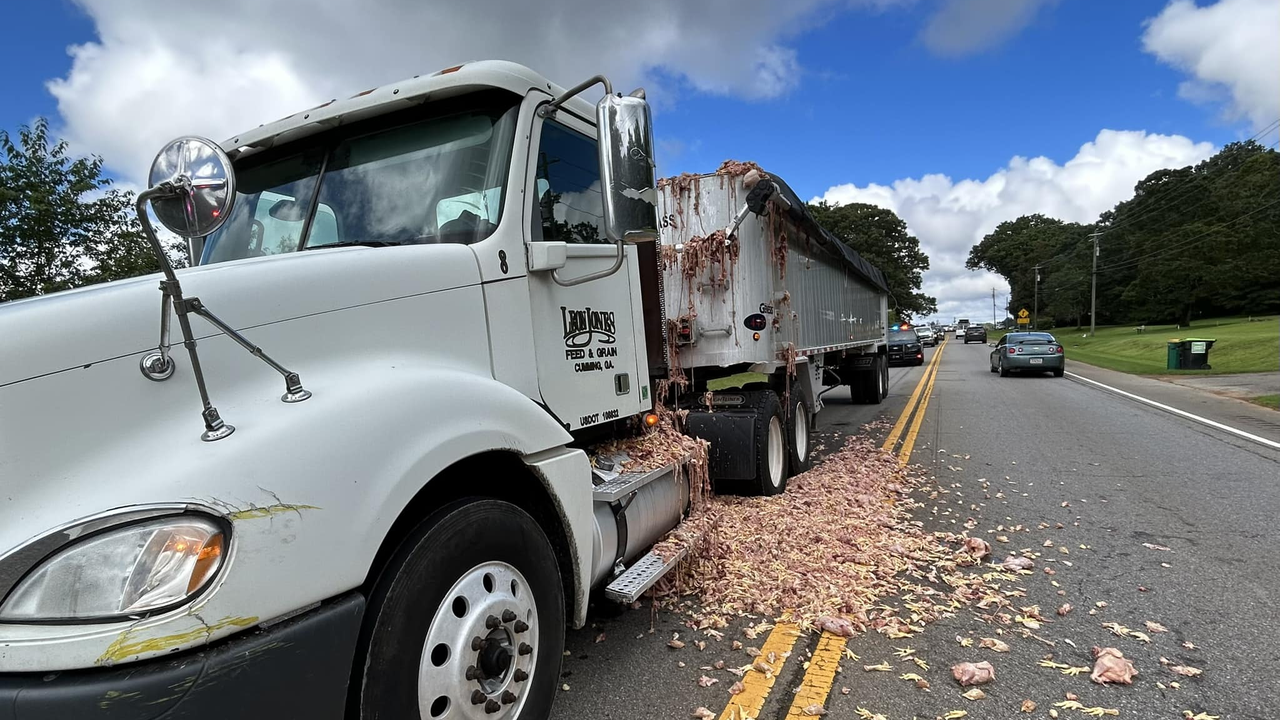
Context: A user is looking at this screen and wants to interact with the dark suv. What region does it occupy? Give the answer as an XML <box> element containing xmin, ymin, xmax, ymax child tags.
<box><xmin>963</xmin><ymin>325</ymin><xmax>987</xmax><ymax>344</ymax></box>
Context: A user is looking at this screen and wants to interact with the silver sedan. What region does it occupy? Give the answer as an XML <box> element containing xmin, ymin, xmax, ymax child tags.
<box><xmin>991</xmin><ymin>332</ymin><xmax>1065</xmax><ymax>377</ymax></box>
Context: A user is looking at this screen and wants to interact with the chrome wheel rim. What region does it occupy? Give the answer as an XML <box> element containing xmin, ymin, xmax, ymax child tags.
<box><xmin>793</xmin><ymin>401</ymin><xmax>809</xmax><ymax>463</ymax></box>
<box><xmin>768</xmin><ymin>415</ymin><xmax>785</xmax><ymax>487</ymax></box>
<box><xmin>419</xmin><ymin>561</ymin><xmax>539</xmax><ymax>719</ymax></box>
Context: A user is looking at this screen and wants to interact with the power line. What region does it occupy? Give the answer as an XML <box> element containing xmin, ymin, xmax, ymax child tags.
<box><xmin>1095</xmin><ymin>196</ymin><xmax>1280</xmax><ymax>274</ymax></box>
<box><xmin>1035</xmin><ymin>124</ymin><xmax>1279</xmax><ymax>274</ymax></box>
<box><xmin>1097</xmin><ymin>119</ymin><xmax>1279</xmax><ymax>236</ymax></box>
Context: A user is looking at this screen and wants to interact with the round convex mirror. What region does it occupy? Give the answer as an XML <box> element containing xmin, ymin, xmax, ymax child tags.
<box><xmin>147</xmin><ymin>136</ymin><xmax>236</xmax><ymax>238</ymax></box>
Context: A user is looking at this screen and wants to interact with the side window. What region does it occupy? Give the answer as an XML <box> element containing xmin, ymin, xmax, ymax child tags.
<box><xmin>531</xmin><ymin>121</ymin><xmax>607</xmax><ymax>244</ymax></box>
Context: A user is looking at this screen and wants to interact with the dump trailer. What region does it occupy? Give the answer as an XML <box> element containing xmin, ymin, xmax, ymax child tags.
<box><xmin>0</xmin><ymin>61</ymin><xmax>888</xmax><ymax>720</ymax></box>
<box><xmin>656</xmin><ymin>165</ymin><xmax>890</xmax><ymax>492</ymax></box>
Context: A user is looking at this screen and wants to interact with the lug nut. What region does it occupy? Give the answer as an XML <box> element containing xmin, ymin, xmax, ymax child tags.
<box><xmin>485</xmin><ymin>699</ymin><xmax>501</xmax><ymax>714</ymax></box>
<box><xmin>501</xmin><ymin>609</ymin><xmax>517</xmax><ymax>623</ymax></box>
<box><xmin>470</xmin><ymin>690</ymin><xmax>487</xmax><ymax>705</ymax></box>
<box><xmin>485</xmin><ymin>615</ymin><xmax>502</xmax><ymax>630</ymax></box>
<box><xmin>518</xmin><ymin>642</ymin><xmax>533</xmax><ymax>656</ymax></box>
<box><xmin>465</xmin><ymin>665</ymin><xmax>480</xmax><ymax>681</ymax></box>
<box><xmin>501</xmin><ymin>690</ymin><xmax>517</xmax><ymax>705</ymax></box>
<box><xmin>513</xmin><ymin>669</ymin><xmax>529</xmax><ymax>682</ymax></box>
<box><xmin>471</xmin><ymin>636</ymin><xmax>485</xmax><ymax>651</ymax></box>
<box><xmin>513</xmin><ymin>620</ymin><xmax>529</xmax><ymax>634</ymax></box>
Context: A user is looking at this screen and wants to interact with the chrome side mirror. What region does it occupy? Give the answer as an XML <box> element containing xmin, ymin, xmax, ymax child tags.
<box><xmin>147</xmin><ymin>136</ymin><xmax>236</xmax><ymax>239</ymax></box>
<box><xmin>596</xmin><ymin>94</ymin><xmax>658</xmax><ymax>244</ymax></box>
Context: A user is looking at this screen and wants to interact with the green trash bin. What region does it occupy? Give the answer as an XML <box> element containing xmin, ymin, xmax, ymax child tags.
<box><xmin>1166</xmin><ymin>340</ymin><xmax>1182</xmax><ymax>370</ymax></box>
<box><xmin>1182</xmin><ymin>338</ymin><xmax>1216</xmax><ymax>370</ymax></box>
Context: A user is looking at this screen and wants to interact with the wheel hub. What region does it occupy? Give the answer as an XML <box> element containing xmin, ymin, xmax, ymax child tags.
<box><xmin>419</xmin><ymin>561</ymin><xmax>538</xmax><ymax>719</ymax></box>
<box><xmin>476</xmin><ymin>631</ymin><xmax>514</xmax><ymax>687</ymax></box>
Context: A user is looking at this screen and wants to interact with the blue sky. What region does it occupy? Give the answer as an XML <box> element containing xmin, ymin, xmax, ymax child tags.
<box><xmin>4</xmin><ymin>0</ymin><xmax>1276</xmax><ymax>321</ymax></box>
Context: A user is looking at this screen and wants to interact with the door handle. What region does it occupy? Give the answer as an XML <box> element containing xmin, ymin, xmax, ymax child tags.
<box><xmin>552</xmin><ymin>241</ymin><xmax>626</xmax><ymax>287</ymax></box>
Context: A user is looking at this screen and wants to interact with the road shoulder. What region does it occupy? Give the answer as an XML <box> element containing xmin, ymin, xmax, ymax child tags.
<box><xmin>1066</xmin><ymin>361</ymin><xmax>1280</xmax><ymax>445</ymax></box>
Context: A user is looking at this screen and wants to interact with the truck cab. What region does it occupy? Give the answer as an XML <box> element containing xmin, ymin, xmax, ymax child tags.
<box><xmin>0</xmin><ymin>61</ymin><xmax>667</xmax><ymax>720</ymax></box>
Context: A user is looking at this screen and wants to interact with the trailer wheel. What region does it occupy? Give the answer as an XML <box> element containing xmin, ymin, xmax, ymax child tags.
<box><xmin>849</xmin><ymin>357</ymin><xmax>885</xmax><ymax>405</ymax></box>
<box><xmin>868</xmin><ymin>355</ymin><xmax>887</xmax><ymax>405</ymax></box>
<box><xmin>786</xmin><ymin>381</ymin><xmax>812</xmax><ymax>475</ymax></box>
<box><xmin>749</xmin><ymin>390</ymin><xmax>788</xmax><ymax>496</ymax></box>
<box><xmin>356</xmin><ymin>500</ymin><xmax>564</xmax><ymax>720</ymax></box>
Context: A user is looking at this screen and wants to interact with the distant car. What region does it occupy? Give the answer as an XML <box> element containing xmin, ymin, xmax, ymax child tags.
<box><xmin>915</xmin><ymin>326</ymin><xmax>937</xmax><ymax>347</ymax></box>
<box><xmin>963</xmin><ymin>325</ymin><xmax>987</xmax><ymax>344</ymax></box>
<box><xmin>942</xmin><ymin>325</ymin><xmax>955</xmax><ymax>335</ymax></box>
<box><xmin>887</xmin><ymin>328</ymin><xmax>924</xmax><ymax>366</ymax></box>
<box><xmin>991</xmin><ymin>332</ymin><xmax>1065</xmax><ymax>377</ymax></box>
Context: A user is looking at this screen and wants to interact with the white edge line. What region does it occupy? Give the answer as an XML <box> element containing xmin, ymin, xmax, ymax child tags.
<box><xmin>1065</xmin><ymin>371</ymin><xmax>1280</xmax><ymax>452</ymax></box>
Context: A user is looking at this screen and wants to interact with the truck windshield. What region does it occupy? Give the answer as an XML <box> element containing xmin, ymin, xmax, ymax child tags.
<box><xmin>201</xmin><ymin>94</ymin><xmax>520</xmax><ymax>265</ymax></box>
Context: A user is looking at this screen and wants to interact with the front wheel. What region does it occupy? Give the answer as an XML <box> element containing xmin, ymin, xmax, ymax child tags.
<box><xmin>356</xmin><ymin>500</ymin><xmax>565</xmax><ymax>720</ymax></box>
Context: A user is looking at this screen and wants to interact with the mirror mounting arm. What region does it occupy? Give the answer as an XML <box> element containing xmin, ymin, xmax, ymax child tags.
<box><xmin>180</xmin><ymin>297</ymin><xmax>312</xmax><ymax>403</ymax></box>
<box><xmin>136</xmin><ymin>180</ymin><xmax>313</xmax><ymax>443</ymax></box>
<box><xmin>136</xmin><ymin>185</ymin><xmax>235</xmax><ymax>441</ymax></box>
<box><xmin>538</xmin><ymin>75</ymin><xmax>613</xmax><ymax>119</ymax></box>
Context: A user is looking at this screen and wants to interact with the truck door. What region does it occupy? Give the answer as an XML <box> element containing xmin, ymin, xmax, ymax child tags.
<box><xmin>524</xmin><ymin>115</ymin><xmax>649</xmax><ymax>431</ymax></box>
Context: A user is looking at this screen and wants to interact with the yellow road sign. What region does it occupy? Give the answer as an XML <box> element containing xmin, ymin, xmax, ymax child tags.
<box><xmin>1018</xmin><ymin>308</ymin><xmax>1030</xmax><ymax>318</ymax></box>
<box><xmin>1017</xmin><ymin>317</ymin><xmax>1030</xmax><ymax>324</ymax></box>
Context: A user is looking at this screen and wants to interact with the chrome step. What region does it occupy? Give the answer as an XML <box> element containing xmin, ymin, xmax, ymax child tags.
<box><xmin>591</xmin><ymin>456</ymin><xmax>688</xmax><ymax>503</ymax></box>
<box><xmin>603</xmin><ymin>548</ymin><xmax>687</xmax><ymax>604</ymax></box>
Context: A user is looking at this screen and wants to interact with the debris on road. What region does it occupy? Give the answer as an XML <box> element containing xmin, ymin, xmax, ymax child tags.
<box><xmin>651</xmin><ymin>436</ymin><xmax>960</xmax><ymax>632</ymax></box>
<box><xmin>961</xmin><ymin>688</ymin><xmax>986</xmax><ymax>700</ymax></box>
<box><xmin>1021</xmin><ymin>699</ymin><xmax>1038</xmax><ymax>712</ymax></box>
<box><xmin>1090</xmin><ymin>646</ymin><xmax>1138</xmax><ymax>685</ymax></box>
<box><xmin>978</xmin><ymin>637</ymin><xmax>1010</xmax><ymax>652</ymax></box>
<box><xmin>1001</xmin><ymin>556</ymin><xmax>1035</xmax><ymax>571</ymax></box>
<box><xmin>951</xmin><ymin>660</ymin><xmax>995</xmax><ymax>686</ymax></box>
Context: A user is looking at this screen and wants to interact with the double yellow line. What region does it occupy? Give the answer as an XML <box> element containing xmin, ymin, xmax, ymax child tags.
<box><xmin>882</xmin><ymin>339</ymin><xmax>946</xmax><ymax>466</ymax></box>
<box><xmin>715</xmin><ymin>343</ymin><xmax>948</xmax><ymax>720</ymax></box>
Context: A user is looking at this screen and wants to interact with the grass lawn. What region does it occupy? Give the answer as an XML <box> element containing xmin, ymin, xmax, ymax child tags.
<box><xmin>1252</xmin><ymin>394</ymin><xmax>1279</xmax><ymax>410</ymax></box>
<box><xmin>1040</xmin><ymin>316</ymin><xmax>1279</xmax><ymax>375</ymax></box>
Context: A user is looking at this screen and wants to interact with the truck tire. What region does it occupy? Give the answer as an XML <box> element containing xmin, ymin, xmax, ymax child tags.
<box><xmin>868</xmin><ymin>355</ymin><xmax>886</xmax><ymax>404</ymax></box>
<box><xmin>786</xmin><ymin>381</ymin><xmax>812</xmax><ymax>475</ymax></box>
<box><xmin>850</xmin><ymin>357</ymin><xmax>885</xmax><ymax>405</ymax></box>
<box><xmin>356</xmin><ymin>499</ymin><xmax>564</xmax><ymax>720</ymax></box>
<box><xmin>749</xmin><ymin>390</ymin><xmax>788</xmax><ymax>496</ymax></box>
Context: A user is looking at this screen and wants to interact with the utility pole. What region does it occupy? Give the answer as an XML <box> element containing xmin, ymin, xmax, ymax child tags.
<box><xmin>1033</xmin><ymin>264</ymin><xmax>1042</xmax><ymax>331</ymax></box>
<box><xmin>992</xmin><ymin>288</ymin><xmax>997</xmax><ymax>327</ymax></box>
<box><xmin>1088</xmin><ymin>231</ymin><xmax>1103</xmax><ymax>337</ymax></box>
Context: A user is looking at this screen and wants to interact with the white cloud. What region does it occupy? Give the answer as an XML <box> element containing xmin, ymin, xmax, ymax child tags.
<box><xmin>920</xmin><ymin>0</ymin><xmax>1057</xmax><ymax>57</ymax></box>
<box><xmin>813</xmin><ymin>130</ymin><xmax>1215</xmax><ymax>324</ymax></box>
<box><xmin>46</xmin><ymin>0</ymin><xmax>918</xmax><ymax>185</ymax></box>
<box><xmin>1142</xmin><ymin>0</ymin><xmax>1280</xmax><ymax>130</ymax></box>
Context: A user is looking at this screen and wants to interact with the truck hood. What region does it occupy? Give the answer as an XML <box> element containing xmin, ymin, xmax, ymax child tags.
<box><xmin>0</xmin><ymin>245</ymin><xmax>481</xmax><ymax>388</ymax></box>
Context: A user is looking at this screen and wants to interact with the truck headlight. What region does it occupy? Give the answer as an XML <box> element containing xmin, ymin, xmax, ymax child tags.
<box><xmin>0</xmin><ymin>516</ymin><xmax>226</xmax><ymax>622</ymax></box>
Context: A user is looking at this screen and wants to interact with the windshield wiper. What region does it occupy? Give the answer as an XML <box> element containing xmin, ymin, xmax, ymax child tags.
<box><xmin>303</xmin><ymin>240</ymin><xmax>404</xmax><ymax>251</ymax></box>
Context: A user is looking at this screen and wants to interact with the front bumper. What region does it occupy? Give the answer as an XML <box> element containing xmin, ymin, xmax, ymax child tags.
<box><xmin>0</xmin><ymin>593</ymin><xmax>364</xmax><ymax>720</ymax></box>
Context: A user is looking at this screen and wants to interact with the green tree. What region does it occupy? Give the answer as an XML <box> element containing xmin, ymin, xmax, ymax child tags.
<box><xmin>966</xmin><ymin>140</ymin><xmax>1280</xmax><ymax>329</ymax></box>
<box><xmin>809</xmin><ymin>201</ymin><xmax>937</xmax><ymax>321</ymax></box>
<box><xmin>0</xmin><ymin>118</ymin><xmax>163</xmax><ymax>303</ymax></box>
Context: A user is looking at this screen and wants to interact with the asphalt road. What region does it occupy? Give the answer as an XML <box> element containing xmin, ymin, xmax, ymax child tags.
<box><xmin>551</xmin><ymin>340</ymin><xmax>1280</xmax><ymax>719</ymax></box>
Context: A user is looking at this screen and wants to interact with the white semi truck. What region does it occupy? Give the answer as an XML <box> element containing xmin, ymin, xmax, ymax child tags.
<box><xmin>0</xmin><ymin>61</ymin><xmax>888</xmax><ymax>720</ymax></box>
